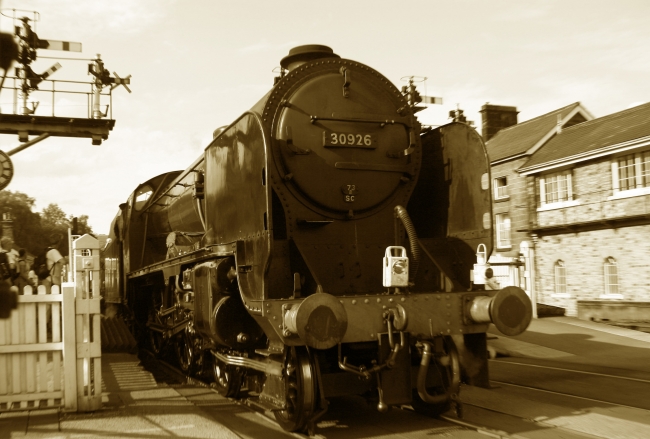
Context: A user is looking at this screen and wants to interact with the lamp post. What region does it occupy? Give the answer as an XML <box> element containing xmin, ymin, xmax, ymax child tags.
<box><xmin>520</xmin><ymin>238</ymin><xmax>538</xmax><ymax>319</ymax></box>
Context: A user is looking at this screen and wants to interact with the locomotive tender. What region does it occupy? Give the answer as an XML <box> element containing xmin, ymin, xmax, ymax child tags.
<box><xmin>103</xmin><ymin>45</ymin><xmax>532</xmax><ymax>433</ymax></box>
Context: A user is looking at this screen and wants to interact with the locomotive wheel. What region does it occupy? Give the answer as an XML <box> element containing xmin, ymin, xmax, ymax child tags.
<box><xmin>147</xmin><ymin>289</ymin><xmax>166</xmax><ymax>355</ymax></box>
<box><xmin>147</xmin><ymin>310</ymin><xmax>165</xmax><ymax>356</ymax></box>
<box><xmin>411</xmin><ymin>336</ymin><xmax>460</xmax><ymax>417</ymax></box>
<box><xmin>149</xmin><ymin>330</ymin><xmax>164</xmax><ymax>355</ymax></box>
<box><xmin>212</xmin><ymin>356</ymin><xmax>243</xmax><ymax>398</ymax></box>
<box><xmin>274</xmin><ymin>346</ymin><xmax>318</xmax><ymax>433</ymax></box>
<box><xmin>175</xmin><ymin>330</ymin><xmax>197</xmax><ymax>374</ymax></box>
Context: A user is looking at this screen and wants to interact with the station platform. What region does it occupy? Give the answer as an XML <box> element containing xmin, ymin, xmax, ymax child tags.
<box><xmin>0</xmin><ymin>352</ymin><xmax>293</xmax><ymax>439</ymax></box>
<box><xmin>1</xmin><ymin>316</ymin><xmax>649</xmax><ymax>438</ymax></box>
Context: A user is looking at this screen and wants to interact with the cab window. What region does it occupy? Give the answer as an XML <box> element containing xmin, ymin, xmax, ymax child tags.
<box><xmin>134</xmin><ymin>185</ymin><xmax>153</xmax><ymax>210</ymax></box>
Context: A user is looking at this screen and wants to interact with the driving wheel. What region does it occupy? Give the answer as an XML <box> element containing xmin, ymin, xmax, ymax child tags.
<box><xmin>212</xmin><ymin>354</ymin><xmax>243</xmax><ymax>398</ymax></box>
<box><xmin>176</xmin><ymin>329</ymin><xmax>197</xmax><ymax>374</ymax></box>
<box><xmin>147</xmin><ymin>309</ymin><xmax>165</xmax><ymax>355</ymax></box>
<box><xmin>274</xmin><ymin>346</ymin><xmax>318</xmax><ymax>433</ymax></box>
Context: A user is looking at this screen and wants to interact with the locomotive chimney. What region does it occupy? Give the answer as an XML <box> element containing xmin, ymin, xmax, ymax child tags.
<box><xmin>280</xmin><ymin>44</ymin><xmax>340</xmax><ymax>71</ymax></box>
<box><xmin>479</xmin><ymin>104</ymin><xmax>518</xmax><ymax>141</ymax></box>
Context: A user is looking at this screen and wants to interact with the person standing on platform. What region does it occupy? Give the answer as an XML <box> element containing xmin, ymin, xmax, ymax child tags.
<box><xmin>1</xmin><ymin>237</ymin><xmax>16</xmax><ymax>285</ymax></box>
<box><xmin>484</xmin><ymin>267</ymin><xmax>501</xmax><ymax>290</ymax></box>
<box><xmin>28</xmin><ymin>264</ymin><xmax>38</xmax><ymax>288</ymax></box>
<box><xmin>14</xmin><ymin>248</ymin><xmax>31</xmax><ymax>294</ymax></box>
<box><xmin>46</xmin><ymin>234</ymin><xmax>64</xmax><ymax>292</ymax></box>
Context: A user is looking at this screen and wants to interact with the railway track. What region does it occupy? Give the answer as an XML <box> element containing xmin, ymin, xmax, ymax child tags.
<box><xmin>137</xmin><ymin>349</ymin><xmax>526</xmax><ymax>438</ymax></box>
<box><xmin>126</xmin><ymin>347</ymin><xmax>650</xmax><ymax>438</ymax></box>
<box><xmin>490</xmin><ymin>359</ymin><xmax>650</xmax><ymax>410</ymax></box>
<box><xmin>452</xmin><ymin>359</ymin><xmax>650</xmax><ymax>439</ymax></box>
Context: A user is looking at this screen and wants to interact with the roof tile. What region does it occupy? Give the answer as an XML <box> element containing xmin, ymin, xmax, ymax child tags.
<box><xmin>522</xmin><ymin>102</ymin><xmax>650</xmax><ymax>170</ymax></box>
<box><xmin>487</xmin><ymin>102</ymin><xmax>582</xmax><ymax>162</ymax></box>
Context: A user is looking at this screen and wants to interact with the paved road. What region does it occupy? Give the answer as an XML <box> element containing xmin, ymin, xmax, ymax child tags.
<box><xmin>471</xmin><ymin>316</ymin><xmax>650</xmax><ymax>439</ymax></box>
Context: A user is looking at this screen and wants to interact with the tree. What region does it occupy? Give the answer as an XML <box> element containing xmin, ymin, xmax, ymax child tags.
<box><xmin>0</xmin><ymin>190</ymin><xmax>43</xmax><ymax>256</ymax></box>
<box><xmin>41</xmin><ymin>203</ymin><xmax>68</xmax><ymax>228</ymax></box>
<box><xmin>40</xmin><ymin>203</ymin><xmax>71</xmax><ymax>256</ymax></box>
<box><xmin>0</xmin><ymin>192</ymin><xmax>94</xmax><ymax>258</ymax></box>
<box><xmin>71</xmin><ymin>215</ymin><xmax>93</xmax><ymax>236</ymax></box>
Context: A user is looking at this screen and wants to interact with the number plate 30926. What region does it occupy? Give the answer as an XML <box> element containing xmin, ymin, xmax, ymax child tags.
<box><xmin>323</xmin><ymin>131</ymin><xmax>377</xmax><ymax>149</ymax></box>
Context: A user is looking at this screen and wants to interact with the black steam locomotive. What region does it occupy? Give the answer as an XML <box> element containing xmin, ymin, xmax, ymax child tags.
<box><xmin>103</xmin><ymin>45</ymin><xmax>532</xmax><ymax>433</ymax></box>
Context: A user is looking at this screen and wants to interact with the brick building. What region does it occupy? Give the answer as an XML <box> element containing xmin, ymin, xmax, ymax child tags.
<box><xmin>481</xmin><ymin>103</ymin><xmax>592</xmax><ymax>292</ymax></box>
<box><xmin>518</xmin><ymin>102</ymin><xmax>650</xmax><ymax>316</ymax></box>
<box><xmin>482</xmin><ymin>101</ymin><xmax>650</xmax><ymax>317</ymax></box>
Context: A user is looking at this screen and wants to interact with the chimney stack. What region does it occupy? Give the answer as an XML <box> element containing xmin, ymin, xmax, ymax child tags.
<box><xmin>480</xmin><ymin>104</ymin><xmax>518</xmax><ymax>141</ymax></box>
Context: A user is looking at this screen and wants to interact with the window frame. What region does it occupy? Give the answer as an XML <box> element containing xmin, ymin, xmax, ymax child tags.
<box><xmin>539</xmin><ymin>169</ymin><xmax>574</xmax><ymax>208</ymax></box>
<box><xmin>552</xmin><ymin>259</ymin><xmax>569</xmax><ymax>298</ymax></box>
<box><xmin>601</xmin><ymin>256</ymin><xmax>623</xmax><ymax>299</ymax></box>
<box><xmin>495</xmin><ymin>213</ymin><xmax>511</xmax><ymax>249</ymax></box>
<box><xmin>611</xmin><ymin>150</ymin><xmax>650</xmax><ymax>198</ymax></box>
<box><xmin>494</xmin><ymin>176</ymin><xmax>508</xmax><ymax>200</ymax></box>
<box><xmin>133</xmin><ymin>185</ymin><xmax>153</xmax><ymax>211</ymax></box>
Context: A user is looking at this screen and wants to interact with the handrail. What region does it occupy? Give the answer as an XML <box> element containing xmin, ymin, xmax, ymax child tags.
<box><xmin>0</xmin><ymin>76</ymin><xmax>114</xmax><ymax>119</ymax></box>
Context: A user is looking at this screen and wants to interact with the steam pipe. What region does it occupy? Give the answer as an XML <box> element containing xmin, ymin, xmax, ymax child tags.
<box><xmin>394</xmin><ymin>205</ymin><xmax>420</xmax><ymax>283</ymax></box>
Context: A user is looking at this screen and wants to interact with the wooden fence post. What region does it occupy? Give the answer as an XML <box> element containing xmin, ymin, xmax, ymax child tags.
<box><xmin>73</xmin><ymin>234</ymin><xmax>102</xmax><ymax>411</ymax></box>
<box><xmin>62</xmin><ymin>283</ymin><xmax>77</xmax><ymax>411</ymax></box>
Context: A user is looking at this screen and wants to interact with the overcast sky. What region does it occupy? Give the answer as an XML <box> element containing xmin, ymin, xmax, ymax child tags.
<box><xmin>1</xmin><ymin>0</ymin><xmax>649</xmax><ymax>234</ymax></box>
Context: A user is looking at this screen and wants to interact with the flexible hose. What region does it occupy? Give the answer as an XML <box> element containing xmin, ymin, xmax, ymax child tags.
<box><xmin>416</xmin><ymin>339</ymin><xmax>461</xmax><ymax>404</ymax></box>
<box><xmin>394</xmin><ymin>205</ymin><xmax>420</xmax><ymax>283</ymax></box>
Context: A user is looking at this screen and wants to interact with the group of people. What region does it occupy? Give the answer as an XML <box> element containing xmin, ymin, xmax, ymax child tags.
<box><xmin>0</xmin><ymin>234</ymin><xmax>65</xmax><ymax>294</ymax></box>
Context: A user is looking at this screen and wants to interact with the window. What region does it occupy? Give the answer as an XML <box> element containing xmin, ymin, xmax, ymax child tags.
<box><xmin>553</xmin><ymin>260</ymin><xmax>568</xmax><ymax>297</ymax></box>
<box><xmin>612</xmin><ymin>151</ymin><xmax>650</xmax><ymax>194</ymax></box>
<box><xmin>495</xmin><ymin>213</ymin><xmax>511</xmax><ymax>249</ymax></box>
<box><xmin>643</xmin><ymin>151</ymin><xmax>650</xmax><ymax>186</ymax></box>
<box><xmin>618</xmin><ymin>154</ymin><xmax>637</xmax><ymax>191</ymax></box>
<box><xmin>134</xmin><ymin>185</ymin><xmax>153</xmax><ymax>211</ymax></box>
<box><xmin>603</xmin><ymin>257</ymin><xmax>620</xmax><ymax>297</ymax></box>
<box><xmin>494</xmin><ymin>176</ymin><xmax>508</xmax><ymax>199</ymax></box>
<box><xmin>539</xmin><ymin>170</ymin><xmax>573</xmax><ymax>206</ymax></box>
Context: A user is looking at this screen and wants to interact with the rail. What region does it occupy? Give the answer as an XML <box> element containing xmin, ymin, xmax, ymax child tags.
<box><xmin>0</xmin><ymin>76</ymin><xmax>114</xmax><ymax>119</ymax></box>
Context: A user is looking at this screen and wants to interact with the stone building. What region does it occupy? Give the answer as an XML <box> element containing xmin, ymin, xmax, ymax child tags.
<box><xmin>481</xmin><ymin>103</ymin><xmax>593</xmax><ymax>292</ymax></box>
<box><xmin>482</xmin><ymin>101</ymin><xmax>650</xmax><ymax>317</ymax></box>
<box><xmin>518</xmin><ymin>102</ymin><xmax>650</xmax><ymax>317</ymax></box>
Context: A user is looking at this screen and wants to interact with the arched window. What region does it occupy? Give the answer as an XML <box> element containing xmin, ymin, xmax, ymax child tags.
<box><xmin>554</xmin><ymin>260</ymin><xmax>567</xmax><ymax>296</ymax></box>
<box><xmin>603</xmin><ymin>257</ymin><xmax>619</xmax><ymax>296</ymax></box>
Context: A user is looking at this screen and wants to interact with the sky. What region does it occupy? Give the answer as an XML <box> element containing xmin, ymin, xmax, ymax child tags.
<box><xmin>1</xmin><ymin>0</ymin><xmax>649</xmax><ymax>235</ymax></box>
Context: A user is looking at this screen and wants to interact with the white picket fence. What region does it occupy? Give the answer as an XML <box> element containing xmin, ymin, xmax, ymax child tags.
<box><xmin>0</xmin><ymin>234</ymin><xmax>103</xmax><ymax>412</ymax></box>
<box><xmin>0</xmin><ymin>285</ymin><xmax>69</xmax><ymax>410</ymax></box>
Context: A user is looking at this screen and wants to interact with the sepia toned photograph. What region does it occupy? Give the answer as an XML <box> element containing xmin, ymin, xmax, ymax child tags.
<box><xmin>0</xmin><ymin>1</ymin><xmax>648</xmax><ymax>438</ymax></box>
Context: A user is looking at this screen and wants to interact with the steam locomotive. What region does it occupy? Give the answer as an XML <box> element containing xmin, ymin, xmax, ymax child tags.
<box><xmin>103</xmin><ymin>45</ymin><xmax>532</xmax><ymax>433</ymax></box>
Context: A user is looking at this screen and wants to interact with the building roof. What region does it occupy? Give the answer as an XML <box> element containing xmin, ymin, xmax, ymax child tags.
<box><xmin>486</xmin><ymin>102</ymin><xmax>590</xmax><ymax>162</ymax></box>
<box><xmin>520</xmin><ymin>101</ymin><xmax>650</xmax><ymax>174</ymax></box>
